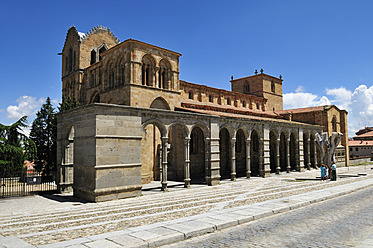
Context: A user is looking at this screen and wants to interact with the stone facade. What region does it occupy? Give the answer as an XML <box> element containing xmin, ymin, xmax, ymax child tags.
<box><xmin>277</xmin><ymin>105</ymin><xmax>349</xmax><ymax>167</ymax></box>
<box><xmin>57</xmin><ymin>26</ymin><xmax>347</xmax><ymax>202</ymax></box>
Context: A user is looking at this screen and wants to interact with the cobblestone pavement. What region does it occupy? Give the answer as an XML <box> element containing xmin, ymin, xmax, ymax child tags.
<box><xmin>162</xmin><ymin>185</ymin><xmax>373</xmax><ymax>248</ymax></box>
<box><xmin>0</xmin><ymin>165</ymin><xmax>372</xmax><ymax>247</ymax></box>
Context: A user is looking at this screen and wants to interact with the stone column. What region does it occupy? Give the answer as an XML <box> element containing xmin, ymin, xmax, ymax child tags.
<box><xmin>204</xmin><ymin>138</ymin><xmax>211</xmax><ymax>185</ymax></box>
<box><xmin>184</xmin><ymin>137</ymin><xmax>191</xmax><ymax>188</ymax></box>
<box><xmin>161</xmin><ymin>137</ymin><xmax>168</xmax><ymax>191</ymax></box>
<box><xmin>296</xmin><ymin>137</ymin><xmax>301</xmax><ymax>172</ymax></box>
<box><xmin>259</xmin><ymin>137</ymin><xmax>265</xmax><ymax>177</ymax></box>
<box><xmin>230</xmin><ymin>138</ymin><xmax>236</xmax><ymax>181</ymax></box>
<box><xmin>286</xmin><ymin>138</ymin><xmax>291</xmax><ymax>173</ymax></box>
<box><xmin>246</xmin><ymin>137</ymin><xmax>251</xmax><ymax>178</ymax></box>
<box><xmin>276</xmin><ymin>138</ymin><xmax>280</xmax><ymax>174</ymax></box>
<box><xmin>307</xmin><ymin>138</ymin><xmax>311</xmax><ymax>170</ymax></box>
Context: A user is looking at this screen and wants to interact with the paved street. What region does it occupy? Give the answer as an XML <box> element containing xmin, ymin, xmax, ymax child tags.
<box><xmin>163</xmin><ymin>186</ymin><xmax>373</xmax><ymax>248</ymax></box>
<box><xmin>0</xmin><ymin>165</ymin><xmax>373</xmax><ymax>247</ymax></box>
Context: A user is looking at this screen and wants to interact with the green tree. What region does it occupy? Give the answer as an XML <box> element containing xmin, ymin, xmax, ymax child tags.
<box><xmin>30</xmin><ymin>97</ymin><xmax>57</xmax><ymax>175</ymax></box>
<box><xmin>58</xmin><ymin>96</ymin><xmax>79</xmax><ymax>112</ymax></box>
<box><xmin>0</xmin><ymin>116</ymin><xmax>36</xmax><ymax>176</ymax></box>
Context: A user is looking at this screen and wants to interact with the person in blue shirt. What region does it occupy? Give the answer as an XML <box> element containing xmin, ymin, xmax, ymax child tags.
<box><xmin>320</xmin><ymin>164</ymin><xmax>326</xmax><ymax>181</ymax></box>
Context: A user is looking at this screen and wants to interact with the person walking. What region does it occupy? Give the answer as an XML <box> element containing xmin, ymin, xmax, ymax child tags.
<box><xmin>331</xmin><ymin>162</ymin><xmax>337</xmax><ymax>181</ymax></box>
<box><xmin>320</xmin><ymin>164</ymin><xmax>326</xmax><ymax>181</ymax></box>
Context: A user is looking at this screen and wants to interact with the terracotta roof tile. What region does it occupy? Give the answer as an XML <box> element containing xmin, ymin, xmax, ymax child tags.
<box><xmin>349</xmin><ymin>140</ymin><xmax>373</xmax><ymax>146</ymax></box>
<box><xmin>354</xmin><ymin>130</ymin><xmax>373</xmax><ymax>138</ymax></box>
<box><xmin>176</xmin><ymin>106</ymin><xmax>320</xmax><ymax>126</ymax></box>
<box><xmin>180</xmin><ymin>99</ymin><xmax>279</xmax><ymax>118</ymax></box>
<box><xmin>276</xmin><ymin>105</ymin><xmax>328</xmax><ymax>114</ymax></box>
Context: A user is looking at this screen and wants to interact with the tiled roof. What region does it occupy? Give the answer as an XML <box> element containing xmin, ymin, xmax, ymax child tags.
<box><xmin>176</xmin><ymin>106</ymin><xmax>319</xmax><ymax>126</ymax></box>
<box><xmin>180</xmin><ymin>99</ymin><xmax>279</xmax><ymax>118</ymax></box>
<box><xmin>276</xmin><ymin>105</ymin><xmax>328</xmax><ymax>114</ymax></box>
<box><xmin>354</xmin><ymin>130</ymin><xmax>373</xmax><ymax>138</ymax></box>
<box><xmin>349</xmin><ymin>140</ymin><xmax>373</xmax><ymax>146</ymax></box>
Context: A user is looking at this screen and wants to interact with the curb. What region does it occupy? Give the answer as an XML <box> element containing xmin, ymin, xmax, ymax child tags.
<box><xmin>36</xmin><ymin>177</ymin><xmax>373</xmax><ymax>248</ymax></box>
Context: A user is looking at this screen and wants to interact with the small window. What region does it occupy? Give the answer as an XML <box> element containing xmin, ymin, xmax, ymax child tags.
<box><xmin>90</xmin><ymin>50</ymin><xmax>96</xmax><ymax>65</ymax></box>
<box><xmin>209</xmin><ymin>95</ymin><xmax>213</xmax><ymax>103</ymax></box>
<box><xmin>349</xmin><ymin>148</ymin><xmax>352</xmax><ymax>152</ymax></box>
<box><xmin>256</xmin><ymin>103</ymin><xmax>259</xmax><ymax>109</ymax></box>
<box><xmin>188</xmin><ymin>91</ymin><xmax>193</xmax><ymax>100</ymax></box>
<box><xmin>227</xmin><ymin>98</ymin><xmax>230</xmax><ymax>105</ymax></box>
<box><xmin>98</xmin><ymin>46</ymin><xmax>107</xmax><ymax>61</ymax></box>
<box><xmin>242</xmin><ymin>101</ymin><xmax>246</xmax><ymax>107</ymax></box>
<box><xmin>245</xmin><ymin>83</ymin><xmax>250</xmax><ymax>93</ymax></box>
<box><xmin>356</xmin><ymin>148</ymin><xmax>358</xmax><ymax>151</ymax></box>
<box><xmin>271</xmin><ymin>81</ymin><xmax>275</xmax><ymax>93</ymax></box>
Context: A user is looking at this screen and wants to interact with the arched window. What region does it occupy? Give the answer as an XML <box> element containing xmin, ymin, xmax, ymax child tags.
<box><xmin>332</xmin><ymin>116</ymin><xmax>337</xmax><ymax>132</ymax></box>
<box><xmin>159</xmin><ymin>59</ymin><xmax>171</xmax><ymax>89</ymax></box>
<box><xmin>188</xmin><ymin>91</ymin><xmax>193</xmax><ymax>100</ymax></box>
<box><xmin>90</xmin><ymin>50</ymin><xmax>96</xmax><ymax>65</ymax></box>
<box><xmin>141</xmin><ymin>55</ymin><xmax>155</xmax><ymax>86</ymax></box>
<box><xmin>209</xmin><ymin>95</ymin><xmax>213</xmax><ymax>103</ymax></box>
<box><xmin>242</xmin><ymin>101</ymin><xmax>246</xmax><ymax>107</ymax></box>
<box><xmin>245</xmin><ymin>83</ymin><xmax>250</xmax><ymax>93</ymax></box>
<box><xmin>227</xmin><ymin>98</ymin><xmax>231</xmax><ymax>105</ymax></box>
<box><xmin>98</xmin><ymin>45</ymin><xmax>107</xmax><ymax>61</ymax></box>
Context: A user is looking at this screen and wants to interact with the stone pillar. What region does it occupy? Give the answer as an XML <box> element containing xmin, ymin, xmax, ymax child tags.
<box><xmin>184</xmin><ymin>137</ymin><xmax>191</xmax><ymax>188</ymax></box>
<box><xmin>161</xmin><ymin>137</ymin><xmax>168</xmax><ymax>191</ymax></box>
<box><xmin>204</xmin><ymin>138</ymin><xmax>211</xmax><ymax>185</ymax></box>
<box><xmin>307</xmin><ymin>138</ymin><xmax>311</xmax><ymax>170</ymax></box>
<box><xmin>260</xmin><ymin>137</ymin><xmax>266</xmax><ymax>177</ymax></box>
<box><xmin>208</xmin><ymin>121</ymin><xmax>221</xmax><ymax>186</ymax></box>
<box><xmin>262</xmin><ymin>127</ymin><xmax>271</xmax><ymax>177</ymax></box>
<box><xmin>230</xmin><ymin>138</ymin><xmax>236</xmax><ymax>181</ymax></box>
<box><xmin>296</xmin><ymin>137</ymin><xmax>303</xmax><ymax>172</ymax></box>
<box><xmin>246</xmin><ymin>137</ymin><xmax>251</xmax><ymax>178</ymax></box>
<box><xmin>286</xmin><ymin>138</ymin><xmax>291</xmax><ymax>173</ymax></box>
<box><xmin>276</xmin><ymin>138</ymin><xmax>280</xmax><ymax>174</ymax></box>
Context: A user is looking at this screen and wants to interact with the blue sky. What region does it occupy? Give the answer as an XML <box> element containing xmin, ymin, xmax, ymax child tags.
<box><xmin>1</xmin><ymin>0</ymin><xmax>373</xmax><ymax>136</ymax></box>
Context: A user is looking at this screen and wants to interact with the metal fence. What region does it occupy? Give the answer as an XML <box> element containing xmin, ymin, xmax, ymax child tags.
<box><xmin>0</xmin><ymin>167</ymin><xmax>57</xmax><ymax>198</ymax></box>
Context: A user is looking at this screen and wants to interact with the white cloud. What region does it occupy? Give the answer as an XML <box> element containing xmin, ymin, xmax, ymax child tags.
<box><xmin>283</xmin><ymin>92</ymin><xmax>331</xmax><ymax>109</ymax></box>
<box><xmin>295</xmin><ymin>85</ymin><xmax>305</xmax><ymax>93</ymax></box>
<box><xmin>284</xmin><ymin>84</ymin><xmax>373</xmax><ymax>137</ymax></box>
<box><xmin>6</xmin><ymin>96</ymin><xmax>45</xmax><ymax>120</ymax></box>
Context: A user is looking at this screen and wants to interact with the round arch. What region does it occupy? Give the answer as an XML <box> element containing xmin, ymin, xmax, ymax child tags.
<box><xmin>150</xmin><ymin>97</ymin><xmax>171</xmax><ymax>110</ymax></box>
<box><xmin>142</xmin><ymin>119</ymin><xmax>167</xmax><ymax>138</ymax></box>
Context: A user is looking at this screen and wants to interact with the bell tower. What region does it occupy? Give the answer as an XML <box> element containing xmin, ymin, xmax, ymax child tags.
<box><xmin>231</xmin><ymin>69</ymin><xmax>283</xmax><ymax>111</ymax></box>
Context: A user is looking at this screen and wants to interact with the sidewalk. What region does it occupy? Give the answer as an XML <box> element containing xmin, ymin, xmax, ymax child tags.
<box><xmin>0</xmin><ymin>164</ymin><xmax>372</xmax><ymax>248</ymax></box>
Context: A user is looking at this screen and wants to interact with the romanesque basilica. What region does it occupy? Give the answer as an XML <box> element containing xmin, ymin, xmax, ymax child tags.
<box><xmin>57</xmin><ymin>26</ymin><xmax>349</xmax><ymax>202</ymax></box>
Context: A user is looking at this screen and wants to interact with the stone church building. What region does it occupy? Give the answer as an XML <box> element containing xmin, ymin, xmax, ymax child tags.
<box><xmin>57</xmin><ymin>26</ymin><xmax>349</xmax><ymax>202</ymax></box>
